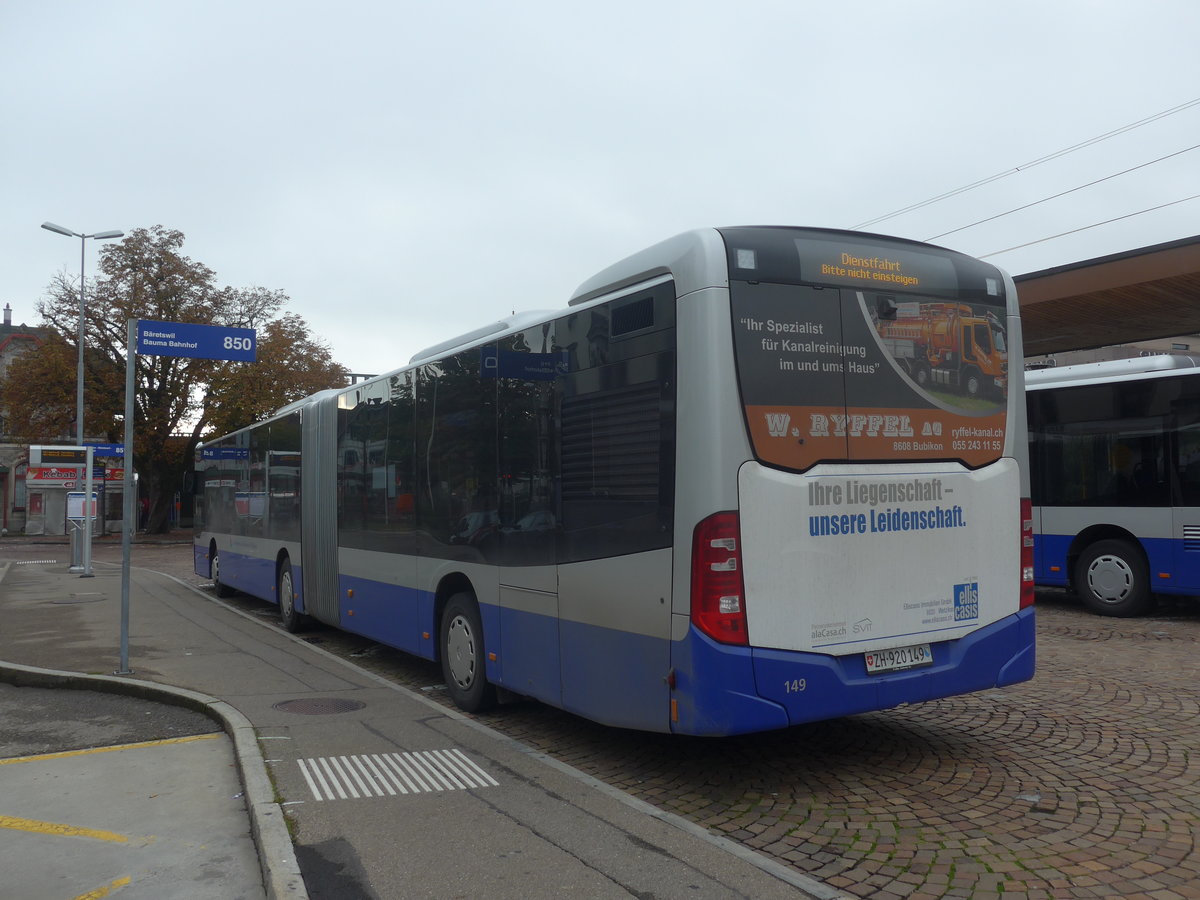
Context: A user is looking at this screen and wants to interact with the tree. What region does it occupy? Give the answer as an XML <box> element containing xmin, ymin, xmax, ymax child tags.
<box><xmin>204</xmin><ymin>313</ymin><xmax>347</xmax><ymax>436</ymax></box>
<box><xmin>0</xmin><ymin>226</ymin><xmax>348</xmax><ymax>533</ymax></box>
<box><xmin>0</xmin><ymin>328</ymin><xmax>86</xmax><ymax>440</ymax></box>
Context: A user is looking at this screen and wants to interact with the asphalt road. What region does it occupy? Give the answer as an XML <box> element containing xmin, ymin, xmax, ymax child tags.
<box><xmin>5</xmin><ymin>535</ymin><xmax>1199</xmax><ymax>899</ymax></box>
<box><xmin>0</xmin><ymin>682</ymin><xmax>218</xmax><ymax>758</ymax></box>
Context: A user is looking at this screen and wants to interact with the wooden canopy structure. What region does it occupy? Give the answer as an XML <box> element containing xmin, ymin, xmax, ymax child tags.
<box><xmin>1014</xmin><ymin>234</ymin><xmax>1200</xmax><ymax>356</ymax></box>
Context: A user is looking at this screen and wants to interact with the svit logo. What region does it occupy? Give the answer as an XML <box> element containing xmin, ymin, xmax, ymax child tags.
<box><xmin>953</xmin><ymin>582</ymin><xmax>980</xmax><ymax>621</ymax></box>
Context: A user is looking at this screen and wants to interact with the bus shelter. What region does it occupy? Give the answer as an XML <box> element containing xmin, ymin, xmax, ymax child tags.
<box><xmin>23</xmin><ymin>445</ymin><xmax>128</xmax><ymax>536</ymax></box>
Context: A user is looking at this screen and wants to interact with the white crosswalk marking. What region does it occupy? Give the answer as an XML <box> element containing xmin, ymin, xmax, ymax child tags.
<box><xmin>297</xmin><ymin>749</ymin><xmax>498</xmax><ymax>801</ymax></box>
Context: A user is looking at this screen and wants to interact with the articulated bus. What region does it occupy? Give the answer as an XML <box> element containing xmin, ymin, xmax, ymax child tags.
<box><xmin>1027</xmin><ymin>355</ymin><xmax>1200</xmax><ymax>616</ymax></box>
<box><xmin>194</xmin><ymin>226</ymin><xmax>1035</xmax><ymax>736</ymax></box>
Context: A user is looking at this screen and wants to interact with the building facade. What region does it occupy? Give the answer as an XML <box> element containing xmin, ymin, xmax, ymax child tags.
<box><xmin>0</xmin><ymin>304</ymin><xmax>49</xmax><ymax>534</ymax></box>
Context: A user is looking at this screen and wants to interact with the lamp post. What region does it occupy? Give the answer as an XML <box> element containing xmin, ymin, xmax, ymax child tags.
<box><xmin>41</xmin><ymin>221</ymin><xmax>124</xmax><ymax>575</ymax></box>
<box><xmin>40</xmin><ymin>222</ymin><xmax>124</xmax><ymax>446</ymax></box>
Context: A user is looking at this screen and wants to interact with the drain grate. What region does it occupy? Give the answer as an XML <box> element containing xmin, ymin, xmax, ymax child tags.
<box><xmin>273</xmin><ymin>697</ymin><xmax>366</xmax><ymax>715</ymax></box>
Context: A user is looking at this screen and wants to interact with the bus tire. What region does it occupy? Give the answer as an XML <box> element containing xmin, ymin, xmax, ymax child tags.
<box><xmin>278</xmin><ymin>558</ymin><xmax>305</xmax><ymax>633</ymax></box>
<box><xmin>1074</xmin><ymin>539</ymin><xmax>1154</xmax><ymax>617</ymax></box>
<box><xmin>211</xmin><ymin>546</ymin><xmax>234</xmax><ymax>598</ymax></box>
<box><xmin>440</xmin><ymin>592</ymin><xmax>497</xmax><ymax>713</ymax></box>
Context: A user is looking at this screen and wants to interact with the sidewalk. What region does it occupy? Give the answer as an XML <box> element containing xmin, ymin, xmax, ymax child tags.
<box><xmin>0</xmin><ymin>555</ymin><xmax>840</xmax><ymax>899</ymax></box>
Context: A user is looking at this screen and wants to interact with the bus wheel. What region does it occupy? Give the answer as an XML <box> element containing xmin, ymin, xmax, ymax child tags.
<box><xmin>212</xmin><ymin>546</ymin><xmax>234</xmax><ymax>598</ymax></box>
<box><xmin>1074</xmin><ymin>539</ymin><xmax>1154</xmax><ymax>617</ymax></box>
<box><xmin>440</xmin><ymin>592</ymin><xmax>497</xmax><ymax>713</ymax></box>
<box><xmin>278</xmin><ymin>559</ymin><xmax>305</xmax><ymax>633</ymax></box>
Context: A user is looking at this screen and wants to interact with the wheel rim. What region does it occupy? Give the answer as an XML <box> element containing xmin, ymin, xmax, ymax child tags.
<box><xmin>212</xmin><ymin>552</ymin><xmax>220</xmax><ymax>585</ymax></box>
<box><xmin>1087</xmin><ymin>554</ymin><xmax>1134</xmax><ymax>603</ymax></box>
<box><xmin>445</xmin><ymin>614</ymin><xmax>477</xmax><ymax>689</ymax></box>
<box><xmin>280</xmin><ymin>568</ymin><xmax>294</xmax><ymax>617</ymax></box>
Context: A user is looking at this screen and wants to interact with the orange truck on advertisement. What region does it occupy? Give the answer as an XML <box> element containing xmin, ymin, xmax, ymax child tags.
<box><xmin>876</xmin><ymin>301</ymin><xmax>1007</xmax><ymax>398</ymax></box>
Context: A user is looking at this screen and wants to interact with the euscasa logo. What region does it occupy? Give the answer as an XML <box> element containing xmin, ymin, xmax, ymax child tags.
<box><xmin>953</xmin><ymin>582</ymin><xmax>980</xmax><ymax>621</ymax></box>
<box><xmin>764</xmin><ymin>412</ymin><xmax>797</xmax><ymax>438</ymax></box>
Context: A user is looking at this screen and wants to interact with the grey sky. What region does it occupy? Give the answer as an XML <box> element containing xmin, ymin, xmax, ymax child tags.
<box><xmin>4</xmin><ymin>1</ymin><xmax>1199</xmax><ymax>376</ymax></box>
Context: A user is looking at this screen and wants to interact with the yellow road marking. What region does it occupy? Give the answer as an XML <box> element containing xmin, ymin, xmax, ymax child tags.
<box><xmin>0</xmin><ymin>732</ymin><xmax>220</xmax><ymax>765</ymax></box>
<box><xmin>0</xmin><ymin>814</ymin><xmax>129</xmax><ymax>843</ymax></box>
<box><xmin>73</xmin><ymin>875</ymin><xmax>132</xmax><ymax>900</ymax></box>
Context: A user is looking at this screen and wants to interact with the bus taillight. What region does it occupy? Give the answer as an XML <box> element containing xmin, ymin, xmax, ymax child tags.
<box><xmin>1020</xmin><ymin>497</ymin><xmax>1034</xmax><ymax>609</ymax></box>
<box><xmin>691</xmin><ymin>511</ymin><xmax>749</xmax><ymax>645</ymax></box>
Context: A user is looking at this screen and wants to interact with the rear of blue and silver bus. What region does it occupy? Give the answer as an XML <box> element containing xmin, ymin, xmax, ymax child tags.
<box><xmin>670</xmin><ymin>227</ymin><xmax>1035</xmax><ymax>736</ymax></box>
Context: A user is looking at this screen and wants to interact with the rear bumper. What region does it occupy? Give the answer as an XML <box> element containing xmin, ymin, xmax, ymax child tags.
<box><xmin>669</xmin><ymin>607</ymin><xmax>1035</xmax><ymax>736</ymax></box>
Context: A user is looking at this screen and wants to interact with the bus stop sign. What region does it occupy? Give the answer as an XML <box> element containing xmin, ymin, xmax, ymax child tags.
<box><xmin>137</xmin><ymin>319</ymin><xmax>256</xmax><ymax>362</ymax></box>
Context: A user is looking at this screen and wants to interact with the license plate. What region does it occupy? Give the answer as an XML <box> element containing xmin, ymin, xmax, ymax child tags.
<box><xmin>864</xmin><ymin>643</ymin><xmax>933</xmax><ymax>674</ymax></box>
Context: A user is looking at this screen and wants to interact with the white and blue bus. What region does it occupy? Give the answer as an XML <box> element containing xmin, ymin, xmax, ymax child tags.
<box><xmin>1027</xmin><ymin>355</ymin><xmax>1200</xmax><ymax>616</ymax></box>
<box><xmin>194</xmin><ymin>226</ymin><xmax>1035</xmax><ymax>736</ymax></box>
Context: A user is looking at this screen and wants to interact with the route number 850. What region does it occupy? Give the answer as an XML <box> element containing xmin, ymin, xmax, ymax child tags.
<box><xmin>224</xmin><ymin>336</ymin><xmax>253</xmax><ymax>351</ymax></box>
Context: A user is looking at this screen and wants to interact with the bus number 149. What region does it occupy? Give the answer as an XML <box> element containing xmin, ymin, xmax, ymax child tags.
<box><xmin>784</xmin><ymin>678</ymin><xmax>807</xmax><ymax>693</ymax></box>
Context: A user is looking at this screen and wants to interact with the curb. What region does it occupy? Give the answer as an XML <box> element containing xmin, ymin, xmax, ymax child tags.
<box><xmin>0</xmin><ymin>555</ymin><xmax>305</xmax><ymax>900</ymax></box>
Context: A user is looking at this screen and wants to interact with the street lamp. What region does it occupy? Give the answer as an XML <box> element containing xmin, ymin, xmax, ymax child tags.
<box><xmin>40</xmin><ymin>221</ymin><xmax>124</xmax><ymax>446</ymax></box>
<box><xmin>41</xmin><ymin>221</ymin><xmax>124</xmax><ymax>577</ymax></box>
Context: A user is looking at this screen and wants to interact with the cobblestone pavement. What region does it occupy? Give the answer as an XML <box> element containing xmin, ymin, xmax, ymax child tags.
<box><xmin>6</xmin><ymin>536</ymin><xmax>1199</xmax><ymax>900</ymax></box>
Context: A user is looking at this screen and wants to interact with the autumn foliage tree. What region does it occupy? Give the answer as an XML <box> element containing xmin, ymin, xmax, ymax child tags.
<box><xmin>0</xmin><ymin>226</ymin><xmax>348</xmax><ymax>533</ymax></box>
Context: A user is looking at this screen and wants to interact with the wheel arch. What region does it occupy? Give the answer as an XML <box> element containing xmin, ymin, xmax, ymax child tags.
<box><xmin>275</xmin><ymin>549</ymin><xmax>297</xmax><ymax>610</ymax></box>
<box><xmin>433</xmin><ymin>572</ymin><xmax>478</xmax><ymax>663</ymax></box>
<box><xmin>1066</xmin><ymin>525</ymin><xmax>1145</xmax><ymax>592</ymax></box>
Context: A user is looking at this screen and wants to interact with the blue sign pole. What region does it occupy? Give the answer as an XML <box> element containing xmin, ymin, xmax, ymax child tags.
<box><xmin>118</xmin><ymin>323</ymin><xmax>136</xmax><ymax>674</ymax></box>
<box><xmin>117</xmin><ymin>318</ymin><xmax>259</xmax><ymax>675</ymax></box>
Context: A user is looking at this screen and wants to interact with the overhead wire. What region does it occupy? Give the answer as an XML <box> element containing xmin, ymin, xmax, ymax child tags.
<box><xmin>924</xmin><ymin>143</ymin><xmax>1200</xmax><ymax>242</ymax></box>
<box><xmin>851</xmin><ymin>96</ymin><xmax>1200</xmax><ymax>230</ymax></box>
<box><xmin>977</xmin><ymin>193</ymin><xmax>1200</xmax><ymax>259</ymax></box>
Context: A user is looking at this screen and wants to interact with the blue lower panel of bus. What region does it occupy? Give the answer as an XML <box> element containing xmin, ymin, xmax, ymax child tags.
<box><xmin>209</xmin><ymin>547</ymin><xmax>278</xmax><ymax>604</ymax></box>
<box><xmin>497</xmin><ymin>606</ymin><xmax>562</xmax><ymax>709</ymax></box>
<box><xmin>1035</xmin><ymin>533</ymin><xmax>1194</xmax><ymax>593</ymax></box>
<box><xmin>556</xmin><ymin>619</ymin><xmax>669</xmax><ymax>732</ymax></box>
<box><xmin>337</xmin><ymin>574</ymin><xmax>428</xmax><ymax>657</ymax></box>
<box><xmin>671</xmin><ymin>609</ymin><xmax>1036</xmax><ymax>737</ymax></box>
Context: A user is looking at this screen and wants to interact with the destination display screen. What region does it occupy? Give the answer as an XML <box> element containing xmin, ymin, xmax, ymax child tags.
<box><xmin>720</xmin><ymin>226</ymin><xmax>1007</xmax><ymax>305</ymax></box>
<box><xmin>793</xmin><ymin>239</ymin><xmax>962</xmax><ymax>296</ymax></box>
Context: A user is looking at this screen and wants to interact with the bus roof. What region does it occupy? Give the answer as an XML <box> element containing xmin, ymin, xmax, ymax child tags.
<box><xmin>1025</xmin><ymin>354</ymin><xmax>1200</xmax><ymax>390</ymax></box>
<box><xmin>570</xmin><ymin>228</ymin><xmax>729</xmax><ymax>306</ymax></box>
<box><xmin>408</xmin><ymin>309</ymin><xmax>558</xmax><ymax>366</ymax></box>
